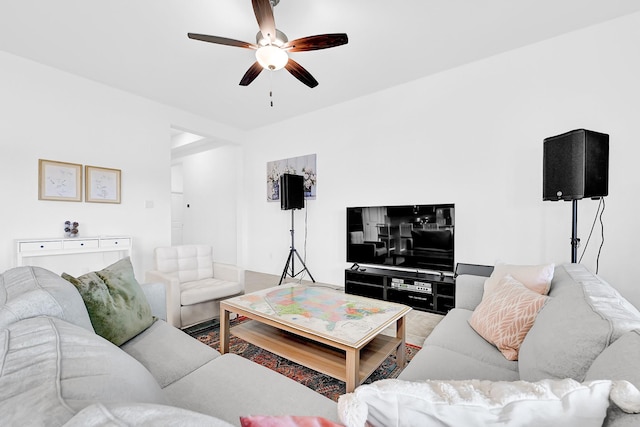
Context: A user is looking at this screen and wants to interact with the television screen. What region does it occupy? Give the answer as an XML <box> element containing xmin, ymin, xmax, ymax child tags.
<box><xmin>346</xmin><ymin>204</ymin><xmax>455</xmax><ymax>273</ymax></box>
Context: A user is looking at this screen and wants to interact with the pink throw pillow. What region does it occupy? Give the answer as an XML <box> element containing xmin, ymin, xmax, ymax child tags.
<box><xmin>240</xmin><ymin>415</ymin><xmax>343</xmax><ymax>427</ymax></box>
<box><xmin>470</xmin><ymin>275</ymin><xmax>549</xmax><ymax>360</ymax></box>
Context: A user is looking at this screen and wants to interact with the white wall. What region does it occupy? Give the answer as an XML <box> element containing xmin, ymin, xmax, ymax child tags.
<box><xmin>176</xmin><ymin>144</ymin><xmax>242</xmax><ymax>265</ymax></box>
<box><xmin>240</xmin><ymin>12</ymin><xmax>640</xmax><ymax>307</ymax></box>
<box><xmin>3</xmin><ymin>12</ymin><xmax>639</xmax><ymax>308</ymax></box>
<box><xmin>0</xmin><ymin>51</ymin><xmax>242</xmax><ymax>278</ymax></box>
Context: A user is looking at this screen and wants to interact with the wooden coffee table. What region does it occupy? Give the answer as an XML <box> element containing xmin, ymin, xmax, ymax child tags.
<box><xmin>219</xmin><ymin>284</ymin><xmax>411</xmax><ymax>393</ymax></box>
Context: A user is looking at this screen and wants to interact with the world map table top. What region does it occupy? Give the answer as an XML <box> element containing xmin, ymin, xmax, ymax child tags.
<box><xmin>223</xmin><ymin>284</ymin><xmax>411</xmax><ymax>347</ymax></box>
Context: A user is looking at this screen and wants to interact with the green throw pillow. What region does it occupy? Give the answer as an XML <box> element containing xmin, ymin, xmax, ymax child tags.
<box><xmin>62</xmin><ymin>257</ymin><xmax>155</xmax><ymax>346</ymax></box>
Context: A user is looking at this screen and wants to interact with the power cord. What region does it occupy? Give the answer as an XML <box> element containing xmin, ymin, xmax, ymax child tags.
<box><xmin>596</xmin><ymin>198</ymin><xmax>606</xmax><ymax>273</ymax></box>
<box><xmin>578</xmin><ymin>197</ymin><xmax>605</xmax><ymax>273</ymax></box>
<box><xmin>297</xmin><ymin>200</ymin><xmax>310</xmax><ymax>283</ymax></box>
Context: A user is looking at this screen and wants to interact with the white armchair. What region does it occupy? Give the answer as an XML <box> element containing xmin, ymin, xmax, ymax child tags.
<box><xmin>145</xmin><ymin>245</ymin><xmax>244</xmax><ymax>329</ymax></box>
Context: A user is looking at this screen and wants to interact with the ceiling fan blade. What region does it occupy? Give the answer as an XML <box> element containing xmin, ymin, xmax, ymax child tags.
<box><xmin>283</xmin><ymin>33</ymin><xmax>349</xmax><ymax>52</ymax></box>
<box><xmin>188</xmin><ymin>33</ymin><xmax>257</xmax><ymax>49</ymax></box>
<box><xmin>284</xmin><ymin>58</ymin><xmax>318</xmax><ymax>88</ymax></box>
<box><xmin>239</xmin><ymin>61</ymin><xmax>264</xmax><ymax>86</ymax></box>
<box><xmin>252</xmin><ymin>0</ymin><xmax>277</xmax><ymax>43</ymax></box>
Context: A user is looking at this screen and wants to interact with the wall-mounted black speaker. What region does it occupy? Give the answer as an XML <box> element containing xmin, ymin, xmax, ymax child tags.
<box><xmin>280</xmin><ymin>173</ymin><xmax>305</xmax><ymax>210</ymax></box>
<box><xmin>543</xmin><ymin>129</ymin><xmax>609</xmax><ymax>201</ymax></box>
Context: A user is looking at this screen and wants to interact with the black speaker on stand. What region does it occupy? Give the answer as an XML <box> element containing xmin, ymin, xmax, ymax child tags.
<box><xmin>280</xmin><ymin>173</ymin><xmax>305</xmax><ymax>210</ymax></box>
<box><xmin>543</xmin><ymin>129</ymin><xmax>609</xmax><ymax>262</ymax></box>
<box><xmin>278</xmin><ymin>174</ymin><xmax>315</xmax><ymax>285</ymax></box>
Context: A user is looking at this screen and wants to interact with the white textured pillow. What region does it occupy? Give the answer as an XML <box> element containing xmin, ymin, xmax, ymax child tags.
<box><xmin>484</xmin><ymin>263</ymin><xmax>555</xmax><ymax>296</ymax></box>
<box><xmin>337</xmin><ymin>378</ymin><xmax>640</xmax><ymax>427</ymax></box>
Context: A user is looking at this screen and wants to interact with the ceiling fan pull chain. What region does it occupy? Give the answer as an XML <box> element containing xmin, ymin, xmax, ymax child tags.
<box><xmin>269</xmin><ymin>70</ymin><xmax>274</xmax><ymax>107</ymax></box>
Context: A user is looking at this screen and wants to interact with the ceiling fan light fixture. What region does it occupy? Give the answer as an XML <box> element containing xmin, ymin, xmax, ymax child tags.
<box><xmin>256</xmin><ymin>29</ymin><xmax>288</xmax><ymax>47</ymax></box>
<box><xmin>188</xmin><ymin>0</ymin><xmax>348</xmax><ymax>88</ymax></box>
<box><xmin>256</xmin><ymin>45</ymin><xmax>288</xmax><ymax>70</ymax></box>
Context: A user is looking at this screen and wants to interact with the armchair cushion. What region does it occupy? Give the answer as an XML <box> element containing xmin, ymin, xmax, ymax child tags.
<box><xmin>181</xmin><ymin>278</ymin><xmax>243</xmax><ymax>306</ymax></box>
<box><xmin>154</xmin><ymin>245</ymin><xmax>214</xmax><ymax>283</ymax></box>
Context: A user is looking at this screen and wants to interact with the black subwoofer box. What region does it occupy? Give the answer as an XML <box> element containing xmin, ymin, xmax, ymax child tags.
<box><xmin>543</xmin><ymin>129</ymin><xmax>609</xmax><ymax>201</ymax></box>
<box><xmin>280</xmin><ymin>173</ymin><xmax>304</xmax><ymax>210</ymax></box>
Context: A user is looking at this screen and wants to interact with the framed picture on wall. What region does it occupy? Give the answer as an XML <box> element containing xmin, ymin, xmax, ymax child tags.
<box><xmin>38</xmin><ymin>159</ymin><xmax>83</xmax><ymax>202</ymax></box>
<box><xmin>266</xmin><ymin>153</ymin><xmax>317</xmax><ymax>202</ymax></box>
<box><xmin>85</xmin><ymin>165</ymin><xmax>121</xmax><ymax>203</ymax></box>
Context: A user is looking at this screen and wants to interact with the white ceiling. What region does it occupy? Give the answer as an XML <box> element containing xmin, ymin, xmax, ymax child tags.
<box><xmin>2</xmin><ymin>0</ymin><xmax>640</xmax><ymax>131</ymax></box>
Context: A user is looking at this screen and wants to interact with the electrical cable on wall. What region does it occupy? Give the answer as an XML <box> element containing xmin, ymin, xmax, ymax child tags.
<box><xmin>578</xmin><ymin>197</ymin><xmax>605</xmax><ymax>273</ymax></box>
<box><xmin>298</xmin><ymin>200</ymin><xmax>310</xmax><ymax>283</ymax></box>
<box><xmin>596</xmin><ymin>198</ymin><xmax>606</xmax><ymax>273</ymax></box>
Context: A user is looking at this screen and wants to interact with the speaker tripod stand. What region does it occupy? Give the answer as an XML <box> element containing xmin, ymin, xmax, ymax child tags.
<box><xmin>279</xmin><ymin>209</ymin><xmax>315</xmax><ymax>285</ymax></box>
<box><xmin>570</xmin><ymin>199</ymin><xmax>580</xmax><ymax>263</ymax></box>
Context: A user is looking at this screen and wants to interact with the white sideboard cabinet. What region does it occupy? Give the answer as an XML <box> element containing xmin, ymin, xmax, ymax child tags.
<box><xmin>15</xmin><ymin>236</ymin><xmax>132</xmax><ymax>276</ymax></box>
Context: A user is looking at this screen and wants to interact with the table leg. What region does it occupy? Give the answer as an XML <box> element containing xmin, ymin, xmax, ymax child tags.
<box><xmin>396</xmin><ymin>315</ymin><xmax>406</xmax><ymax>367</ymax></box>
<box><xmin>345</xmin><ymin>348</ymin><xmax>360</xmax><ymax>393</ymax></box>
<box><xmin>220</xmin><ymin>305</ymin><xmax>230</xmax><ymax>354</ymax></box>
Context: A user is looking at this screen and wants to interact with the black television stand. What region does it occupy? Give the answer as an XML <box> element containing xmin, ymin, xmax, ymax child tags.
<box><xmin>344</xmin><ymin>267</ymin><xmax>455</xmax><ymax>314</ymax></box>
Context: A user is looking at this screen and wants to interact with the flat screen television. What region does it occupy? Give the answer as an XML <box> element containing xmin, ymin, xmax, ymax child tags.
<box><xmin>346</xmin><ymin>204</ymin><xmax>455</xmax><ymax>273</ymax></box>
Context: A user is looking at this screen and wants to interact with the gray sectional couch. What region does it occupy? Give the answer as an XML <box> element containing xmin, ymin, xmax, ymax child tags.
<box><xmin>398</xmin><ymin>263</ymin><xmax>640</xmax><ymax>426</ymax></box>
<box><xmin>4</xmin><ymin>262</ymin><xmax>640</xmax><ymax>426</ymax></box>
<box><xmin>0</xmin><ymin>266</ymin><xmax>338</xmax><ymax>426</ymax></box>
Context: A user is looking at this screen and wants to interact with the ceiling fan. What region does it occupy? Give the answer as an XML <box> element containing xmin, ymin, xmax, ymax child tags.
<box><xmin>188</xmin><ymin>0</ymin><xmax>348</xmax><ymax>88</ymax></box>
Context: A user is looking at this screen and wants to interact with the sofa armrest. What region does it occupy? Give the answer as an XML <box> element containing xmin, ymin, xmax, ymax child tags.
<box><xmin>145</xmin><ymin>270</ymin><xmax>182</xmax><ymax>328</ymax></box>
<box><xmin>455</xmin><ymin>275</ymin><xmax>486</xmax><ymax>310</ymax></box>
<box><xmin>213</xmin><ymin>262</ymin><xmax>242</xmax><ymax>284</ymax></box>
<box><xmin>140</xmin><ymin>282</ymin><xmax>167</xmax><ymax>321</ymax></box>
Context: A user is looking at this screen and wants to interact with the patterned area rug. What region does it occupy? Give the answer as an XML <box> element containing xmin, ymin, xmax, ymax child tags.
<box><xmin>186</xmin><ymin>317</ymin><xmax>421</xmax><ymax>402</ymax></box>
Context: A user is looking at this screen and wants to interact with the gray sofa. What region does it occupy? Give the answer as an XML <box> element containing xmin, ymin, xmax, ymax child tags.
<box><xmin>0</xmin><ymin>266</ymin><xmax>338</xmax><ymax>426</ymax></box>
<box><xmin>398</xmin><ymin>263</ymin><xmax>640</xmax><ymax>426</ymax></box>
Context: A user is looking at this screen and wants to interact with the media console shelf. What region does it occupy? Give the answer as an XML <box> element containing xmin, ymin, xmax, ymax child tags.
<box><xmin>344</xmin><ymin>267</ymin><xmax>455</xmax><ymax>314</ymax></box>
